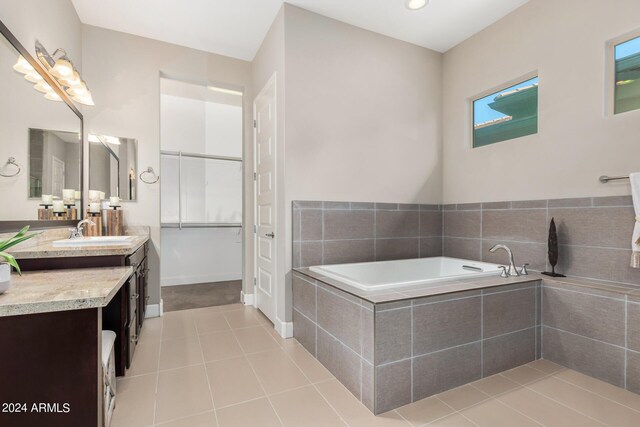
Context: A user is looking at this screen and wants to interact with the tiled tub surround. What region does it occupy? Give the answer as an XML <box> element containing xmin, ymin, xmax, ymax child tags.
<box><xmin>293</xmin><ymin>196</ymin><xmax>640</xmax><ymax>286</ymax></box>
<box><xmin>293</xmin><ymin>268</ymin><xmax>640</xmax><ymax>414</ymax></box>
<box><xmin>292</xmin><ymin>271</ymin><xmax>542</xmax><ymax>414</ymax></box>
<box><xmin>443</xmin><ymin>196</ymin><xmax>640</xmax><ymax>285</ymax></box>
<box><xmin>292</xmin><ymin>201</ymin><xmax>442</xmax><ymax>268</ymax></box>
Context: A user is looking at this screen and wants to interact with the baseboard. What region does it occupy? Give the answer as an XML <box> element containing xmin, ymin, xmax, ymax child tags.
<box><xmin>146</xmin><ymin>299</ymin><xmax>163</xmax><ymax>318</ymax></box>
<box><xmin>161</xmin><ymin>274</ymin><xmax>242</xmax><ymax>287</ymax></box>
<box><xmin>241</xmin><ymin>291</ymin><xmax>255</xmax><ymax>306</ymax></box>
<box><xmin>275</xmin><ymin>317</ymin><xmax>293</xmax><ymax>338</ymax></box>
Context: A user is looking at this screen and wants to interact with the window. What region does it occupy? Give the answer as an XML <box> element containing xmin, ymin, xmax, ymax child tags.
<box><xmin>473</xmin><ymin>77</ymin><xmax>539</xmax><ymax>148</ymax></box>
<box><xmin>614</xmin><ymin>35</ymin><xmax>640</xmax><ymax>115</ymax></box>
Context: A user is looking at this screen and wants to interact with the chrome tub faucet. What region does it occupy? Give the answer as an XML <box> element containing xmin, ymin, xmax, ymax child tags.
<box><xmin>489</xmin><ymin>244</ymin><xmax>520</xmax><ymax>277</ymax></box>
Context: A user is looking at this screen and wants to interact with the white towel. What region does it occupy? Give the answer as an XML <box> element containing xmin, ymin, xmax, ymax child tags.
<box><xmin>631</xmin><ymin>173</ymin><xmax>640</xmax><ymax>268</ymax></box>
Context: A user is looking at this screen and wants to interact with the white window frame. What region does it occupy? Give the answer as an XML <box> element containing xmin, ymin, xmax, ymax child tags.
<box><xmin>606</xmin><ymin>28</ymin><xmax>640</xmax><ymax>116</ymax></box>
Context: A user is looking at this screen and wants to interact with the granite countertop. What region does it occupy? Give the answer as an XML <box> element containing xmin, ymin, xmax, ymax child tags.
<box><xmin>0</xmin><ymin>267</ymin><xmax>133</xmax><ymax>317</ymax></box>
<box><xmin>293</xmin><ymin>267</ymin><xmax>640</xmax><ymax>304</ymax></box>
<box><xmin>9</xmin><ymin>234</ymin><xmax>149</xmax><ymax>259</ymax></box>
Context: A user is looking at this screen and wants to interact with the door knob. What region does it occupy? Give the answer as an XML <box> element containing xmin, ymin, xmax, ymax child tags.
<box><xmin>265</xmin><ymin>232</ymin><xmax>275</xmax><ymax>238</ymax></box>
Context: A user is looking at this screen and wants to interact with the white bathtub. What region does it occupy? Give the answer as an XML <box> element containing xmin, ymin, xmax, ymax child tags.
<box><xmin>309</xmin><ymin>257</ymin><xmax>503</xmax><ymax>291</ymax></box>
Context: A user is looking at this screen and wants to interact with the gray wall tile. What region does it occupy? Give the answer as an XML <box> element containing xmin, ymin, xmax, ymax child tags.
<box><xmin>483</xmin><ymin>328</ymin><xmax>536</xmax><ymax>376</ymax></box>
<box><xmin>592</xmin><ymin>196</ymin><xmax>633</xmax><ymax>207</ymax></box>
<box><xmin>323</xmin><ymin>201</ymin><xmax>350</xmax><ymax>210</ymax></box>
<box><xmin>293</xmin><ymin>201</ymin><xmax>322</xmax><ymax>209</ymax></box>
<box><xmin>482</xmin><ymin>209</ymin><xmax>547</xmax><ymax>243</ymax></box>
<box><xmin>375</xmin><ymin>360</ymin><xmax>412</xmax><ymax>414</ymax></box>
<box><xmin>292</xmin><ymin>274</ymin><xmax>316</xmax><ymax>321</ymax></box>
<box><xmin>362</xmin><ymin>361</ymin><xmax>375</xmax><ymax>412</ymax></box>
<box><xmin>413</xmin><ymin>296</ymin><xmax>481</xmax><ymax>355</ymax></box>
<box><xmin>323</xmin><ymin>239</ymin><xmax>375</xmax><ymax>265</ymax></box>
<box><xmin>375</xmin><ymin>308</ymin><xmax>412</xmax><ymax>365</ymax></box>
<box><xmin>511</xmin><ymin>200</ymin><xmax>547</xmax><ymax>209</ymax></box>
<box><xmin>457</xmin><ymin>203</ymin><xmax>482</xmax><ymax>211</ymax></box>
<box><xmin>483</xmin><ymin>287</ymin><xmax>536</xmax><ymax>338</ymax></box>
<box><xmin>317</xmin><ymin>328</ymin><xmax>362</xmax><ymax>399</ymax></box>
<box><xmin>317</xmin><ymin>287</ymin><xmax>362</xmax><ymax>353</ymax></box>
<box><xmin>420</xmin><ymin>237</ymin><xmax>443</xmax><ymax>258</ymax></box>
<box><xmin>548</xmin><ymin>198</ymin><xmax>592</xmax><ymax>208</ymax></box>
<box><xmin>627</xmin><ymin>351</ymin><xmax>640</xmax><ymax>394</ymax></box>
<box><xmin>482</xmin><ymin>201</ymin><xmax>511</xmax><ymax>210</ymax></box>
<box><xmin>351</xmin><ymin>202</ymin><xmax>375</xmax><ymax>210</ymax></box>
<box><xmin>300</xmin><ymin>241</ymin><xmax>323</xmax><ymax>267</ymax></box>
<box><xmin>361</xmin><ymin>307</ymin><xmax>374</xmax><ymax>364</ymax></box>
<box><xmin>443</xmin><ymin>237</ymin><xmax>481</xmax><ymax>260</ymax></box>
<box><xmin>413</xmin><ymin>342</ymin><xmax>482</xmax><ymax>400</ymax></box>
<box><xmin>293</xmin><ymin>242</ymin><xmax>301</xmax><ymax>268</ymax></box>
<box><xmin>555</xmin><ymin>245</ymin><xmax>640</xmax><ymax>286</ymax></box>
<box><xmin>543</xmin><ymin>286</ymin><xmax>625</xmax><ymax>346</ymax></box>
<box><xmin>420</xmin><ymin>211</ymin><xmax>443</xmax><ymax>237</ymax></box>
<box><xmin>399</xmin><ymin>203</ymin><xmax>421</xmax><ymax>211</ymax></box>
<box><xmin>324</xmin><ymin>210</ymin><xmax>375</xmax><ymax>240</ymax></box>
<box><xmin>482</xmin><ymin>240</ymin><xmax>547</xmax><ymax>272</ymax></box>
<box><xmin>627</xmin><ymin>302</ymin><xmax>640</xmax><ymax>352</ymax></box>
<box><xmin>542</xmin><ymin>326</ymin><xmax>625</xmax><ymax>388</ymax></box>
<box><xmin>300</xmin><ymin>209</ymin><xmax>323</xmax><ymax>241</ymax></box>
<box><xmin>293</xmin><ymin>308</ymin><xmax>316</xmax><ymax>356</ymax></box>
<box><xmin>376</xmin><ymin>238</ymin><xmax>420</xmax><ymax>261</ymax></box>
<box><xmin>550</xmin><ymin>207</ymin><xmax>633</xmax><ymax>249</ymax></box>
<box><xmin>376</xmin><ymin>211</ymin><xmax>419</xmax><ymax>238</ymax></box>
<box><xmin>375</xmin><ymin>203</ymin><xmax>399</xmax><ymax>210</ymax></box>
<box><xmin>443</xmin><ymin>211</ymin><xmax>481</xmax><ymax>238</ymax></box>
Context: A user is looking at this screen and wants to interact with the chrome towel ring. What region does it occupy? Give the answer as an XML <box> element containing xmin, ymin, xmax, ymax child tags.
<box><xmin>0</xmin><ymin>157</ymin><xmax>21</xmax><ymax>178</ymax></box>
<box><xmin>139</xmin><ymin>166</ymin><xmax>159</xmax><ymax>184</ymax></box>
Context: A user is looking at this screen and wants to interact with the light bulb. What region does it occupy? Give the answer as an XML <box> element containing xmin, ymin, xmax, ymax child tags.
<box><xmin>67</xmin><ymin>82</ymin><xmax>88</xmax><ymax>97</ymax></box>
<box><xmin>34</xmin><ymin>82</ymin><xmax>52</xmax><ymax>93</ymax></box>
<box><xmin>44</xmin><ymin>91</ymin><xmax>62</xmax><ymax>102</ymax></box>
<box><xmin>13</xmin><ymin>55</ymin><xmax>34</xmax><ymax>74</ymax></box>
<box><xmin>405</xmin><ymin>0</ymin><xmax>428</xmax><ymax>10</ymax></box>
<box><xmin>24</xmin><ymin>72</ymin><xmax>44</xmax><ymax>84</ymax></box>
<box><xmin>61</xmin><ymin>70</ymin><xmax>82</xmax><ymax>88</ymax></box>
<box><xmin>72</xmin><ymin>93</ymin><xmax>95</xmax><ymax>106</ymax></box>
<box><xmin>50</xmin><ymin>58</ymin><xmax>73</xmax><ymax>79</ymax></box>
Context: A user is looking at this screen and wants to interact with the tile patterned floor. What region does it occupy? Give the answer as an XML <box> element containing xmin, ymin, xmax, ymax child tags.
<box><xmin>112</xmin><ymin>304</ymin><xmax>640</xmax><ymax>427</ymax></box>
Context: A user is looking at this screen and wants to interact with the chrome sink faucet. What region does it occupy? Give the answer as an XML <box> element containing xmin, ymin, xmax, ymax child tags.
<box><xmin>69</xmin><ymin>219</ymin><xmax>96</xmax><ymax>239</ymax></box>
<box><xmin>489</xmin><ymin>244</ymin><xmax>520</xmax><ymax>277</ymax></box>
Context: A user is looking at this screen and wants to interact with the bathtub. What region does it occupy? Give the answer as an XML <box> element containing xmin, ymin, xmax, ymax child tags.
<box><xmin>309</xmin><ymin>257</ymin><xmax>503</xmax><ymax>291</ymax></box>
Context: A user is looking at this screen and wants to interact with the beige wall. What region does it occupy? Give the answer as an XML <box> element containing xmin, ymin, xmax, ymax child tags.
<box><xmin>442</xmin><ymin>0</ymin><xmax>640</xmax><ymax>204</ymax></box>
<box><xmin>0</xmin><ymin>0</ymin><xmax>82</xmax><ymax>69</ymax></box>
<box><xmin>250</xmin><ymin>5</ymin><xmax>443</xmax><ymax>327</ymax></box>
<box><xmin>81</xmin><ymin>25</ymin><xmax>253</xmax><ymax>306</ymax></box>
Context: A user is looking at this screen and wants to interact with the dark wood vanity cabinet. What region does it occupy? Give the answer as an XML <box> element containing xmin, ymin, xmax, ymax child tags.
<box><xmin>20</xmin><ymin>241</ymin><xmax>150</xmax><ymax>377</ymax></box>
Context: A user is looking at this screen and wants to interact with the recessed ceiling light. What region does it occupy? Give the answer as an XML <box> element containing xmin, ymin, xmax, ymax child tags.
<box><xmin>405</xmin><ymin>0</ymin><xmax>428</xmax><ymax>10</ymax></box>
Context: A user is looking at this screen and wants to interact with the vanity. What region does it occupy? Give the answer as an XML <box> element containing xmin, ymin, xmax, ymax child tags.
<box><xmin>0</xmin><ymin>16</ymin><xmax>148</xmax><ymax>427</ymax></box>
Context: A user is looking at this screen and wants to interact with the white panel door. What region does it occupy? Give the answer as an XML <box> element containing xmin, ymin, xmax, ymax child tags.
<box><xmin>254</xmin><ymin>76</ymin><xmax>277</xmax><ymax>322</ymax></box>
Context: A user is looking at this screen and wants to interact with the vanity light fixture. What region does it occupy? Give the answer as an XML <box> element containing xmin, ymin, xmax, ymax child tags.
<box><xmin>19</xmin><ymin>40</ymin><xmax>95</xmax><ymax>106</ymax></box>
<box><xmin>405</xmin><ymin>0</ymin><xmax>429</xmax><ymax>10</ymax></box>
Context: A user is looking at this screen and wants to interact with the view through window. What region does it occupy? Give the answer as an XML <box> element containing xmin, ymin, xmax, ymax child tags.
<box><xmin>614</xmin><ymin>35</ymin><xmax>640</xmax><ymax>114</ymax></box>
<box><xmin>473</xmin><ymin>76</ymin><xmax>539</xmax><ymax>148</ymax></box>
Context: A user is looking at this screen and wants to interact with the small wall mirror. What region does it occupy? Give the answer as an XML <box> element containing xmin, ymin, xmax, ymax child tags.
<box><xmin>89</xmin><ymin>134</ymin><xmax>138</xmax><ymax>201</ymax></box>
<box><xmin>28</xmin><ymin>129</ymin><xmax>81</xmax><ymax>199</ymax></box>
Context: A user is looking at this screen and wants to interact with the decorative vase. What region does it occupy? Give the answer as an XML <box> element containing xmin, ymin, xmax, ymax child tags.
<box><xmin>0</xmin><ymin>263</ymin><xmax>10</xmax><ymax>294</ymax></box>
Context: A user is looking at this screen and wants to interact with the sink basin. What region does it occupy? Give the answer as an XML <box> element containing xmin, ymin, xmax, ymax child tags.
<box><xmin>52</xmin><ymin>236</ymin><xmax>134</xmax><ymax>247</ymax></box>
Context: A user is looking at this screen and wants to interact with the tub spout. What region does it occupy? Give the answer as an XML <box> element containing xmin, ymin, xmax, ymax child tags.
<box><xmin>489</xmin><ymin>244</ymin><xmax>520</xmax><ymax>277</ymax></box>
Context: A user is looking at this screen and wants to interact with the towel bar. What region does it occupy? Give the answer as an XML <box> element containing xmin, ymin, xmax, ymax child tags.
<box><xmin>599</xmin><ymin>175</ymin><xmax>629</xmax><ymax>183</ymax></box>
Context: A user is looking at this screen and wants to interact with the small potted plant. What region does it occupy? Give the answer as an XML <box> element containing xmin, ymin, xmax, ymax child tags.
<box><xmin>0</xmin><ymin>226</ymin><xmax>39</xmax><ymax>294</ymax></box>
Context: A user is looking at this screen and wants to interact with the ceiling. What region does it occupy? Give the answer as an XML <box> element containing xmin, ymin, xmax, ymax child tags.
<box><xmin>71</xmin><ymin>0</ymin><xmax>530</xmax><ymax>61</ymax></box>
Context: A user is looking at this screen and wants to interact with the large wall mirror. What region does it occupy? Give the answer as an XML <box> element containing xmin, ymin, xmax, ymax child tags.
<box><xmin>89</xmin><ymin>135</ymin><xmax>138</xmax><ymax>201</ymax></box>
<box><xmin>0</xmin><ymin>20</ymin><xmax>82</xmax><ymax>226</ymax></box>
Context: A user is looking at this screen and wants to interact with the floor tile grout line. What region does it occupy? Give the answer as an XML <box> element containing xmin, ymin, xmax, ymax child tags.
<box><xmin>491</xmin><ymin>384</ymin><xmax>608</xmax><ymax>427</ymax></box>
<box><xmin>550</xmin><ymin>371</ymin><xmax>640</xmax><ymax>415</ymax></box>
<box><xmin>520</xmin><ymin>378</ymin><xmax>618</xmax><ymax>425</ymax></box>
<box><xmin>227</xmin><ymin>316</ymin><xmax>286</xmax><ymax>427</ymax></box>
<box><xmin>193</xmin><ymin>316</ymin><xmax>219</xmax><ymax>427</ymax></box>
<box><xmin>153</xmin><ymin>409</ymin><xmax>216</xmax><ymax>426</ymax></box>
